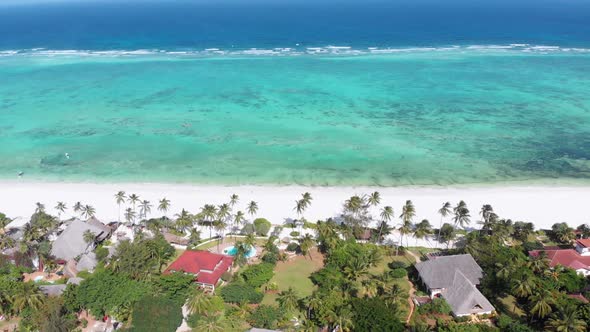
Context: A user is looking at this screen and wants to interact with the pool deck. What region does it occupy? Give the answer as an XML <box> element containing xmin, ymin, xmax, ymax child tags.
<box><xmin>207</xmin><ymin>239</ymin><xmax>261</xmax><ymax>260</ymax></box>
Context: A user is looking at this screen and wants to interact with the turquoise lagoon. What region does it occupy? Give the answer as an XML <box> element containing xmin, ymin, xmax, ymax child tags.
<box><xmin>0</xmin><ymin>49</ymin><xmax>589</xmax><ymax>186</ymax></box>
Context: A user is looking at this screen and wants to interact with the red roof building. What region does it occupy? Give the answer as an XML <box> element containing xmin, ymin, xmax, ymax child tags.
<box><xmin>529</xmin><ymin>248</ymin><xmax>590</xmax><ymax>277</ymax></box>
<box><xmin>164</xmin><ymin>250</ymin><xmax>233</xmax><ymax>290</ymax></box>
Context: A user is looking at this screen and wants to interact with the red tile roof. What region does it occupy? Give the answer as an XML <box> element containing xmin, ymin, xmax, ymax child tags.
<box><xmin>529</xmin><ymin>249</ymin><xmax>590</xmax><ymax>271</ymax></box>
<box><xmin>576</xmin><ymin>239</ymin><xmax>590</xmax><ymax>248</ymax></box>
<box><xmin>164</xmin><ymin>250</ymin><xmax>233</xmax><ymax>285</ymax></box>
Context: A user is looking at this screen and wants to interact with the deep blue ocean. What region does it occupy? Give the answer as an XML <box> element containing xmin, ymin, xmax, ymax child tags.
<box><xmin>1</xmin><ymin>0</ymin><xmax>589</xmax><ymax>51</ymax></box>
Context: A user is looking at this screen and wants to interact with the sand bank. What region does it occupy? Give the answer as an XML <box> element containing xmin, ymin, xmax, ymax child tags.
<box><xmin>1</xmin><ymin>181</ymin><xmax>588</xmax><ymax>232</ymax></box>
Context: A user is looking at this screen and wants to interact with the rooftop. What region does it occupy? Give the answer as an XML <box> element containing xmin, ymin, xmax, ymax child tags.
<box><xmin>50</xmin><ymin>219</ymin><xmax>108</xmax><ymax>261</ymax></box>
<box><xmin>164</xmin><ymin>250</ymin><xmax>233</xmax><ymax>286</ymax></box>
<box><xmin>529</xmin><ymin>249</ymin><xmax>590</xmax><ymax>271</ymax></box>
<box><xmin>415</xmin><ymin>254</ymin><xmax>483</xmax><ymax>289</ymax></box>
<box><xmin>443</xmin><ymin>270</ymin><xmax>495</xmax><ymax>316</ymax></box>
<box><xmin>576</xmin><ymin>239</ymin><xmax>590</xmax><ymax>248</ymax></box>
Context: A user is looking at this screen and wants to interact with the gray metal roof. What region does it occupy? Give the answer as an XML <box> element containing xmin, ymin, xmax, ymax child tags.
<box><xmin>443</xmin><ymin>270</ymin><xmax>495</xmax><ymax>316</ymax></box>
<box><xmin>77</xmin><ymin>252</ymin><xmax>98</xmax><ymax>272</ymax></box>
<box><xmin>415</xmin><ymin>254</ymin><xmax>483</xmax><ymax>289</ymax></box>
<box><xmin>67</xmin><ymin>277</ymin><xmax>84</xmax><ymax>285</ymax></box>
<box><xmin>50</xmin><ymin>219</ymin><xmax>106</xmax><ymax>261</ymax></box>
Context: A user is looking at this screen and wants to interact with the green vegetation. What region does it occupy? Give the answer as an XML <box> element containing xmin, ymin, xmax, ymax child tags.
<box><xmin>127</xmin><ymin>295</ymin><xmax>182</xmax><ymax>332</ymax></box>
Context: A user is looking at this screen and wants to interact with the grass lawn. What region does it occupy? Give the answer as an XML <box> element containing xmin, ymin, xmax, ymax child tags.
<box><xmin>262</xmin><ymin>249</ymin><xmax>324</xmax><ymax>305</ymax></box>
<box><xmin>368</xmin><ymin>252</ymin><xmax>414</xmax><ymax>275</ymax></box>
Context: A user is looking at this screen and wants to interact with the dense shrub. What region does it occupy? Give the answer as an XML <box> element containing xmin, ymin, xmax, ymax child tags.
<box><xmin>388</xmin><ymin>261</ymin><xmax>408</xmax><ymax>269</ymax></box>
<box><xmin>351</xmin><ymin>297</ymin><xmax>405</xmax><ymax>331</ymax></box>
<box><xmin>418</xmin><ymin>298</ymin><xmax>452</xmax><ymax>315</ymax></box>
<box><xmin>248</xmin><ymin>305</ymin><xmax>282</xmax><ymax>329</ymax></box>
<box><xmin>153</xmin><ymin>272</ymin><xmax>194</xmax><ymax>305</ymax></box>
<box><xmin>390</xmin><ymin>268</ymin><xmax>407</xmax><ymax>278</ymax></box>
<box><xmin>127</xmin><ymin>295</ymin><xmax>182</xmax><ymax>332</ymax></box>
<box><xmin>261</xmin><ymin>245</ymin><xmax>280</xmax><ymax>265</ymax></box>
<box><xmin>241</xmin><ymin>223</ymin><xmax>256</xmax><ymax>234</ymax></box>
<box><xmin>220</xmin><ymin>282</ymin><xmax>264</xmax><ymax>304</ymax></box>
<box><xmin>241</xmin><ymin>263</ymin><xmax>274</xmax><ymax>288</ymax></box>
<box><xmin>286</xmin><ymin>243</ymin><xmax>299</xmax><ymax>252</ymax></box>
<box><xmin>289</xmin><ymin>231</ymin><xmax>300</xmax><ymax>237</ymax></box>
<box><xmin>253</xmin><ymin>218</ymin><xmax>272</xmax><ymax>236</ymax></box>
<box><xmin>221</xmin><ymin>271</ymin><xmax>233</xmax><ymax>282</ymax></box>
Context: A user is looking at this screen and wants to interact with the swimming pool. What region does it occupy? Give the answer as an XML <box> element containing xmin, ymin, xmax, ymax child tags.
<box><xmin>223</xmin><ymin>246</ymin><xmax>257</xmax><ymax>259</ymax></box>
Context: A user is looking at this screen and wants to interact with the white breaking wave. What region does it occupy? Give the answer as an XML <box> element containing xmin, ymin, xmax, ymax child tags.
<box><xmin>1</xmin><ymin>44</ymin><xmax>589</xmax><ymax>58</ymax></box>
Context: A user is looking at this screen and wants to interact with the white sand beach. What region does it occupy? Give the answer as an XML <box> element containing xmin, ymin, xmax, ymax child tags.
<box><xmin>1</xmin><ymin>181</ymin><xmax>588</xmax><ymax>234</ymax></box>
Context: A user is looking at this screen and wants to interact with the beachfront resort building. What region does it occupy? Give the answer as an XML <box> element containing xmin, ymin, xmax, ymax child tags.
<box><xmin>164</xmin><ymin>250</ymin><xmax>233</xmax><ymax>291</ymax></box>
<box><xmin>415</xmin><ymin>254</ymin><xmax>495</xmax><ymax>317</ymax></box>
<box><xmin>529</xmin><ymin>239</ymin><xmax>590</xmax><ymax>277</ymax></box>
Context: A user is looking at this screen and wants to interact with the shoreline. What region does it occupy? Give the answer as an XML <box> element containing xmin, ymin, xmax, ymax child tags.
<box><xmin>1</xmin><ymin>181</ymin><xmax>589</xmax><ymax>231</ymax></box>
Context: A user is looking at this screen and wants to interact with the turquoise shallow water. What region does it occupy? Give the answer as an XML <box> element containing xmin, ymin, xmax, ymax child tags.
<box><xmin>1</xmin><ymin>50</ymin><xmax>590</xmax><ymax>185</ymax></box>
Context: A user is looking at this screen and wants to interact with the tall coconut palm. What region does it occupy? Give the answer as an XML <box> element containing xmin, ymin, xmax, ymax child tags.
<box><xmin>437</xmin><ymin>202</ymin><xmax>452</xmax><ymax>247</ymax></box>
<box><xmin>247</xmin><ymin>201</ymin><xmax>258</xmax><ymax>217</ymax></box>
<box><xmin>73</xmin><ymin>202</ymin><xmax>83</xmax><ymax>217</ymax></box>
<box><xmin>214</xmin><ymin>220</ymin><xmax>227</xmax><ymax>252</ymax></box>
<box><xmin>377</xmin><ymin>206</ymin><xmax>394</xmax><ymax>243</ymax></box>
<box><xmin>511</xmin><ymin>276</ymin><xmax>536</xmax><ymax>298</ymax></box>
<box><xmin>127</xmin><ymin>194</ymin><xmax>140</xmax><ymax>214</ymax></box>
<box><xmin>82</xmin><ymin>205</ymin><xmax>95</xmax><ymax>219</ymax></box>
<box><xmin>114</xmin><ymin>191</ymin><xmax>126</xmax><ymax>223</ymax></box>
<box><xmin>383</xmin><ymin>283</ymin><xmax>403</xmax><ymax>308</ymax></box>
<box><xmin>277</xmin><ymin>286</ymin><xmax>299</xmax><ymax>314</ymax></box>
<box><xmin>55</xmin><ymin>202</ymin><xmax>67</xmax><ymax>222</ymax></box>
<box><xmin>398</xmin><ymin>200</ymin><xmax>416</xmax><ymax>250</ymax></box>
<box><xmin>139</xmin><ymin>200</ymin><xmax>152</xmax><ymax>220</ymax></box>
<box><xmin>229</xmin><ymin>194</ymin><xmax>239</xmax><ymax>208</ymax></box>
<box><xmin>545</xmin><ymin>303</ymin><xmax>586</xmax><ymax>332</ymax></box>
<box><xmin>174</xmin><ymin>209</ymin><xmax>192</xmax><ymax>234</ymax></box>
<box><xmin>367</xmin><ymin>191</ymin><xmax>381</xmax><ymax>207</ymax></box>
<box><xmin>200</xmin><ymin>204</ymin><xmax>218</xmax><ymax>239</ymax></box>
<box><xmin>479</xmin><ymin>204</ymin><xmax>495</xmax><ymax>233</ymax></box>
<box><xmin>452</xmin><ymin>200</ymin><xmax>471</xmax><ymax>229</ymax></box>
<box><xmin>35</xmin><ymin>202</ymin><xmax>45</xmax><ymax>214</ymax></box>
<box><xmin>217</xmin><ymin>204</ymin><xmax>231</xmax><ymax>225</ymax></box>
<box><xmin>233</xmin><ymin>211</ymin><xmax>246</xmax><ymax>237</ymax></box>
<box><xmin>302</xmin><ymin>192</ymin><xmax>312</xmax><ymax>207</ymax></box>
<box><xmin>299</xmin><ymin>234</ymin><xmax>316</xmax><ymax>260</ymax></box>
<box><xmin>294</xmin><ymin>199</ymin><xmax>306</xmax><ymax>219</ymax></box>
<box><xmin>83</xmin><ymin>230</ymin><xmax>96</xmax><ymax>248</ymax></box>
<box><xmin>158</xmin><ymin>198</ymin><xmax>170</xmax><ymax>218</ymax></box>
<box><xmin>414</xmin><ymin>219</ymin><xmax>432</xmax><ymax>246</ymax></box>
<box><xmin>124</xmin><ymin>208</ymin><xmax>136</xmax><ymax>225</ymax></box>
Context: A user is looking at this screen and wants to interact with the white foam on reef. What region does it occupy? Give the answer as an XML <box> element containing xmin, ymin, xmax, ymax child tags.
<box><xmin>1</xmin><ymin>44</ymin><xmax>589</xmax><ymax>59</ymax></box>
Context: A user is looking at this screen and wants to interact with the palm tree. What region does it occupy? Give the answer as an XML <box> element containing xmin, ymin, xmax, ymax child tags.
<box><xmin>193</xmin><ymin>314</ymin><xmax>226</xmax><ymax>332</ymax></box>
<box><xmin>10</xmin><ymin>282</ymin><xmax>44</xmax><ymax>314</ymax></box>
<box><xmin>299</xmin><ymin>234</ymin><xmax>316</xmax><ymax>260</ymax></box>
<box><xmin>479</xmin><ymin>204</ymin><xmax>495</xmax><ymax>234</ymax></box>
<box><xmin>414</xmin><ymin>219</ymin><xmax>432</xmax><ymax>246</ymax></box>
<box><xmin>73</xmin><ymin>201</ymin><xmax>83</xmax><ymax>217</ymax></box>
<box><xmin>368</xmin><ymin>191</ymin><xmax>381</xmax><ymax>207</ymax></box>
<box><xmin>383</xmin><ymin>283</ymin><xmax>403</xmax><ymax>307</ymax></box>
<box><xmin>452</xmin><ymin>200</ymin><xmax>471</xmax><ymax>229</ymax></box>
<box><xmin>187</xmin><ymin>288</ymin><xmax>212</xmax><ymax>315</ymax></box>
<box><xmin>376</xmin><ymin>206</ymin><xmax>394</xmax><ymax>243</ymax></box>
<box><xmin>124</xmin><ymin>208</ymin><xmax>136</xmax><ymax>225</ymax></box>
<box><xmin>302</xmin><ymin>192</ymin><xmax>312</xmax><ymax>207</ymax></box>
<box><xmin>437</xmin><ymin>202</ymin><xmax>451</xmax><ymax>246</ymax></box>
<box><xmin>81</xmin><ymin>205</ymin><xmax>95</xmax><ymax>219</ymax></box>
<box><xmin>512</xmin><ymin>277</ymin><xmax>535</xmax><ymax>298</ymax></box>
<box><xmin>529</xmin><ymin>289</ymin><xmax>554</xmax><ymax>319</ymax></box>
<box><xmin>233</xmin><ymin>211</ymin><xmax>246</xmax><ymax>237</ymax></box>
<box><xmin>128</xmin><ymin>194</ymin><xmax>140</xmax><ymax>214</ymax></box>
<box><xmin>229</xmin><ymin>194</ymin><xmax>239</xmax><ymax>208</ymax></box>
<box><xmin>398</xmin><ymin>200</ymin><xmax>415</xmax><ymax>251</ymax></box>
<box><xmin>35</xmin><ymin>202</ymin><xmax>45</xmax><ymax>214</ymax></box>
<box><xmin>200</xmin><ymin>204</ymin><xmax>218</xmax><ymax>239</ymax></box>
<box><xmin>83</xmin><ymin>230</ymin><xmax>96</xmax><ymax>248</ymax></box>
<box><xmin>115</xmin><ymin>191</ymin><xmax>126</xmax><ymax>222</ymax></box>
<box><xmin>54</xmin><ymin>202</ymin><xmax>66</xmax><ymax>222</ymax></box>
<box><xmin>139</xmin><ymin>200</ymin><xmax>152</xmax><ymax>220</ymax></box>
<box><xmin>546</xmin><ymin>303</ymin><xmax>587</xmax><ymax>332</ymax></box>
<box><xmin>294</xmin><ymin>199</ymin><xmax>306</xmax><ymax>219</ymax></box>
<box><xmin>217</xmin><ymin>203</ymin><xmax>231</xmax><ymax>224</ymax></box>
<box><xmin>439</xmin><ymin>223</ymin><xmax>456</xmax><ymax>249</ymax></box>
<box><xmin>158</xmin><ymin>198</ymin><xmax>170</xmax><ymax>218</ymax></box>
<box><xmin>277</xmin><ymin>286</ymin><xmax>299</xmax><ymax>314</ymax></box>
<box><xmin>174</xmin><ymin>209</ymin><xmax>192</xmax><ymax>234</ymax></box>
<box><xmin>244</xmin><ymin>233</ymin><xmax>256</xmax><ymax>249</ymax></box>
<box><xmin>214</xmin><ymin>220</ymin><xmax>227</xmax><ymax>252</ymax></box>
<box><xmin>247</xmin><ymin>201</ymin><xmax>258</xmax><ymax>217</ymax></box>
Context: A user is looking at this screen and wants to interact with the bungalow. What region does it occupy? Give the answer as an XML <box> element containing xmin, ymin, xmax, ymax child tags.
<box><xmin>529</xmin><ymin>244</ymin><xmax>590</xmax><ymax>277</ymax></box>
<box><xmin>415</xmin><ymin>254</ymin><xmax>494</xmax><ymax>317</ymax></box>
<box><xmin>164</xmin><ymin>250</ymin><xmax>233</xmax><ymax>291</ymax></box>
<box><xmin>50</xmin><ymin>219</ymin><xmax>110</xmax><ymax>275</ymax></box>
